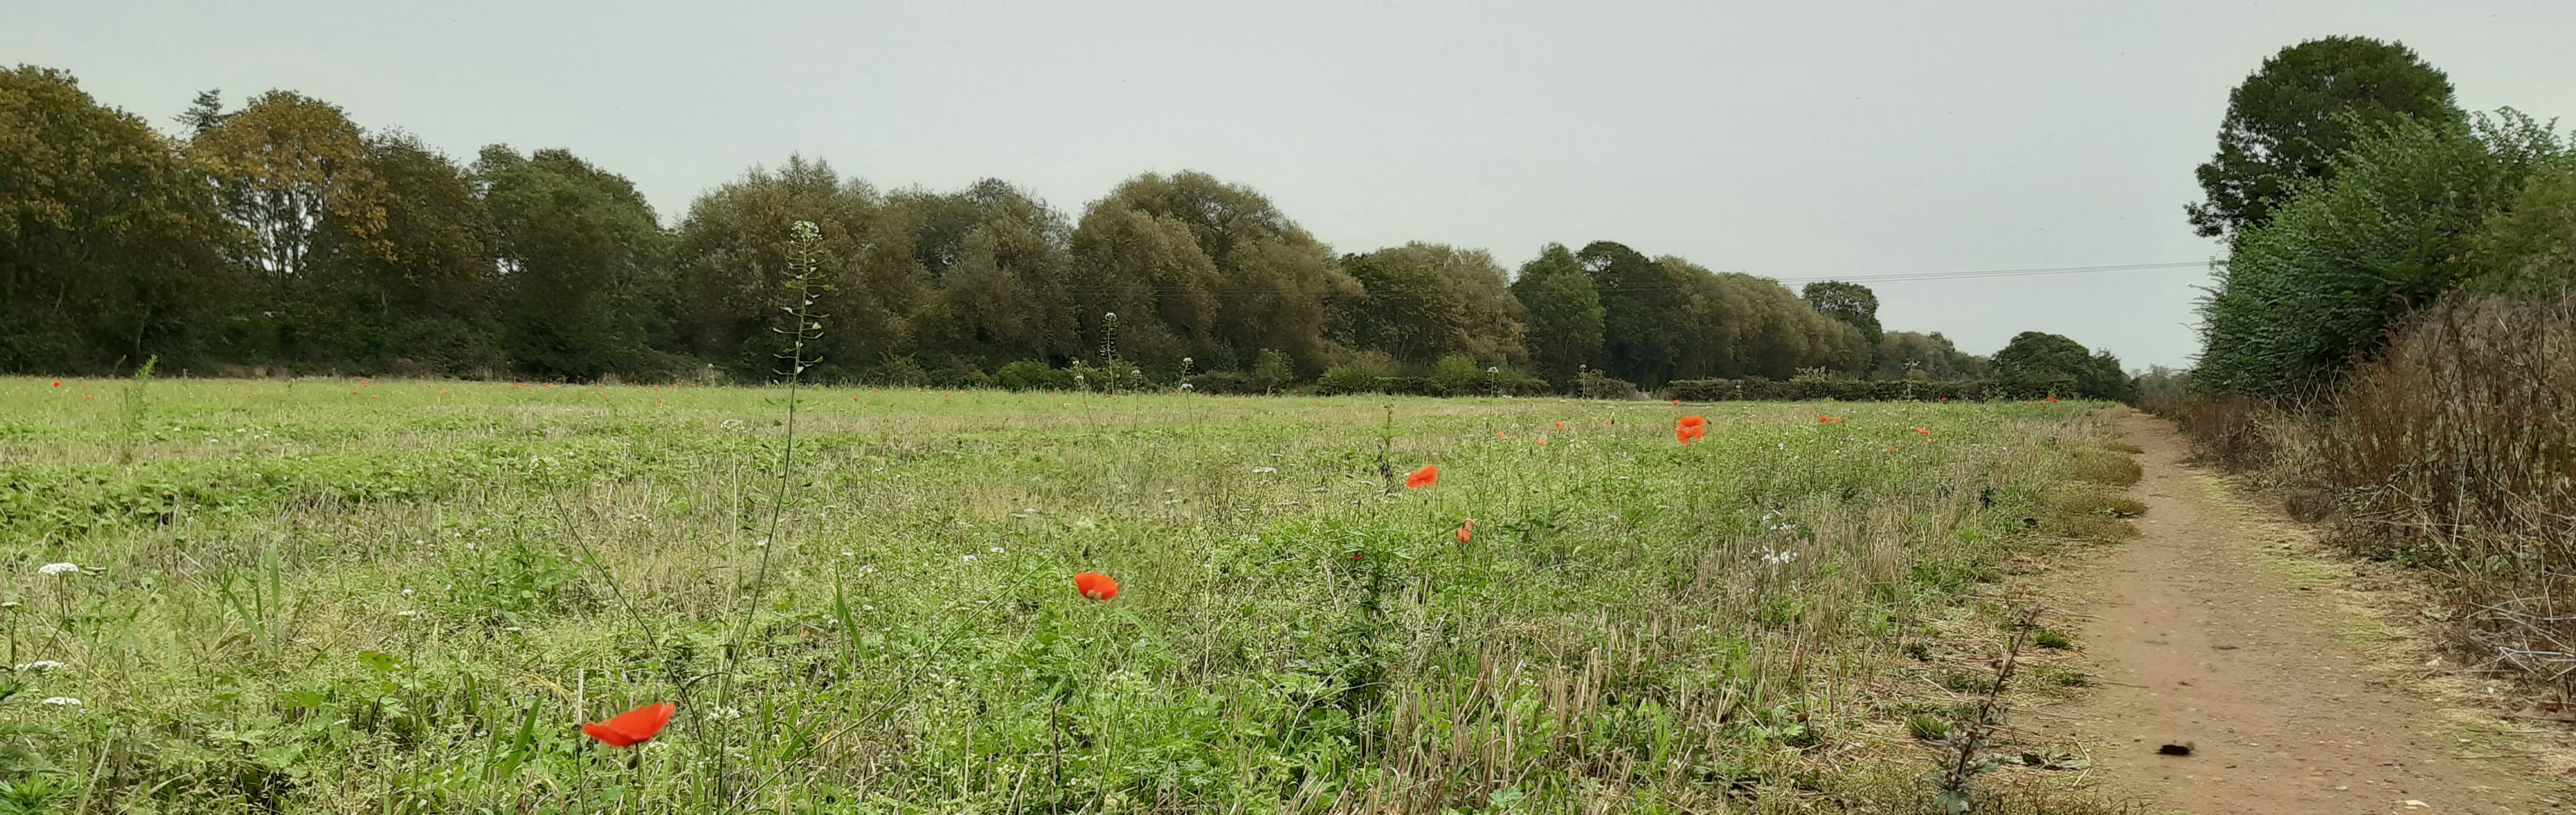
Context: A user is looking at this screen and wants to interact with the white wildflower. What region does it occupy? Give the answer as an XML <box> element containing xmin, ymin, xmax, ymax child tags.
<box><xmin>960</xmin><ymin>554</ymin><xmax>977</xmax><ymax>562</ymax></box>
<box><xmin>989</xmin><ymin>546</ymin><xmax>1006</xmax><ymax>555</ymax></box>
<box><xmin>14</xmin><ymin>661</ymin><xmax>63</xmax><ymax>672</ymax></box>
<box><xmin>1251</xmin><ymin>467</ymin><xmax>1277</xmax><ymax>474</ymax></box>
<box><xmin>37</xmin><ymin>697</ymin><xmax>78</xmax><ymax>707</ymax></box>
<box><xmin>36</xmin><ymin>563</ymin><xmax>78</xmax><ymax>577</ymax></box>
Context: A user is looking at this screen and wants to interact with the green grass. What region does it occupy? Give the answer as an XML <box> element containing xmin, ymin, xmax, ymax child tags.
<box><xmin>0</xmin><ymin>377</ymin><xmax>2108</xmax><ymax>813</ymax></box>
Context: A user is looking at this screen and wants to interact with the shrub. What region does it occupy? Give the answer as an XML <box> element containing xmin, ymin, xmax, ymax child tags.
<box><xmin>1571</xmin><ymin>369</ymin><xmax>1638</xmax><ymax>400</ymax></box>
<box><xmin>994</xmin><ymin>360</ymin><xmax>1073</xmax><ymax>391</ymax></box>
<box><xmin>1315</xmin><ymin>353</ymin><xmax>1396</xmax><ymax>395</ymax></box>
<box><xmin>1426</xmin><ymin>355</ymin><xmax>1485</xmax><ymax>396</ymax></box>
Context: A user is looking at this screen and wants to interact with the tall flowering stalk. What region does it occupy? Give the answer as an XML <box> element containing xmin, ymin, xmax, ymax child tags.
<box><xmin>711</xmin><ymin>220</ymin><xmax>828</xmax><ymax>800</ymax></box>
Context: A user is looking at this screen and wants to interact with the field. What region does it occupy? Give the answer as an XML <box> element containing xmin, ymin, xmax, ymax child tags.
<box><xmin>0</xmin><ymin>377</ymin><xmax>2118</xmax><ymax>813</ymax></box>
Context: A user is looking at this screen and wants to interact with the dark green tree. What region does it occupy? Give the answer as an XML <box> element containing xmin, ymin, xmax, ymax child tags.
<box><xmin>1337</xmin><ymin>243</ymin><xmax>1524</xmax><ymax>367</ymax></box>
<box><xmin>895</xmin><ymin>179</ymin><xmax>1081</xmax><ymax>368</ymax></box>
<box><xmin>295</xmin><ymin>132</ymin><xmax>502</xmax><ymax>372</ymax></box>
<box><xmin>475</xmin><ymin>146</ymin><xmax>675</xmax><ymax>379</ymax></box>
<box><xmin>2187</xmin><ymin>36</ymin><xmax>2460</xmax><ymax>238</ymax></box>
<box><xmin>2196</xmin><ymin>112</ymin><xmax>2566</xmax><ymax>394</ymax></box>
<box><xmin>0</xmin><ymin>65</ymin><xmax>239</xmax><ymax>371</ymax></box>
<box><xmin>1509</xmin><ymin>244</ymin><xmax>1603</xmax><ymax>381</ymax></box>
<box><xmin>671</xmin><ymin>156</ymin><xmax>926</xmax><ymax>379</ymax></box>
<box><xmin>1071</xmin><ymin>172</ymin><xmax>1358</xmax><ymax>373</ymax></box>
<box><xmin>1800</xmin><ymin>280</ymin><xmax>1882</xmax><ymax>347</ymax></box>
<box><xmin>1992</xmin><ymin>331</ymin><xmax>2130</xmax><ymax>399</ymax></box>
<box><xmin>1872</xmin><ymin>331</ymin><xmax>1982</xmax><ymax>380</ymax></box>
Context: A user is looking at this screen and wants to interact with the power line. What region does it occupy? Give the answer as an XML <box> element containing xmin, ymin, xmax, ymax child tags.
<box><xmin>1766</xmin><ymin>260</ymin><xmax>2219</xmax><ymax>286</ymax></box>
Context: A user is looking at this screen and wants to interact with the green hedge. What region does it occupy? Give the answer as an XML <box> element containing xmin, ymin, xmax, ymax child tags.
<box><xmin>1660</xmin><ymin>378</ymin><xmax>2000</xmax><ymax>402</ymax></box>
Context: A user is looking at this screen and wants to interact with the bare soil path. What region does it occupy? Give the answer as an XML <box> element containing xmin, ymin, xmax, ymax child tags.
<box><xmin>2045</xmin><ymin>414</ymin><xmax>2564</xmax><ymax>814</ymax></box>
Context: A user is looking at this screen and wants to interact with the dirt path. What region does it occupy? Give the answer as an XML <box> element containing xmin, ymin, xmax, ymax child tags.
<box><xmin>2045</xmin><ymin>414</ymin><xmax>2560</xmax><ymax>814</ymax></box>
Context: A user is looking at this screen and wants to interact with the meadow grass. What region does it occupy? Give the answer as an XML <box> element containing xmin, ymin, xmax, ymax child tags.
<box><xmin>0</xmin><ymin>378</ymin><xmax>2114</xmax><ymax>813</ymax></box>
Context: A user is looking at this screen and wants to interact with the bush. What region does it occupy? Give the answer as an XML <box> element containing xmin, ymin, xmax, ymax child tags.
<box><xmin>1572</xmin><ymin>369</ymin><xmax>1638</xmax><ymax>400</ymax></box>
<box><xmin>994</xmin><ymin>360</ymin><xmax>1074</xmax><ymax>391</ymax></box>
<box><xmin>1316</xmin><ymin>353</ymin><xmax>1396</xmax><ymax>395</ymax></box>
<box><xmin>1660</xmin><ymin>378</ymin><xmax>1991</xmax><ymax>402</ymax></box>
<box><xmin>1180</xmin><ymin>371</ymin><xmax>1265</xmax><ymax>395</ymax></box>
<box><xmin>1426</xmin><ymin>355</ymin><xmax>1485</xmax><ymax>396</ymax></box>
<box><xmin>2177</xmin><ymin>292</ymin><xmax>2576</xmax><ymax>696</ymax></box>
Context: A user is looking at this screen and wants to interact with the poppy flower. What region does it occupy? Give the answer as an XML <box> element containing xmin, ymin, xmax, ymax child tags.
<box><xmin>50</xmin><ymin>381</ymin><xmax>60</xmax><ymax>388</ymax></box>
<box><xmin>1816</xmin><ymin>415</ymin><xmax>1838</xmax><ymax>424</ymax></box>
<box><xmin>1940</xmin><ymin>396</ymin><xmax>1951</xmax><ymax>402</ymax></box>
<box><xmin>1675</xmin><ymin>424</ymin><xmax>1704</xmax><ymax>444</ymax></box>
<box><xmin>1456</xmin><ymin>519</ymin><xmax>1474</xmax><ymax>543</ymax></box>
<box><xmin>1535</xmin><ymin>437</ymin><xmax>1549</xmax><ymax>446</ymax></box>
<box><xmin>1678</xmin><ymin>415</ymin><xmax>1706</xmax><ymax>429</ymax></box>
<box><xmin>1913</xmin><ymin>427</ymin><xmax>1930</xmax><ymax>435</ymax></box>
<box><xmin>1495</xmin><ymin>431</ymin><xmax>1507</xmax><ymax>438</ymax></box>
<box><xmin>1554</xmin><ymin>421</ymin><xmax>1565</xmax><ymax>429</ymax></box>
<box><xmin>581</xmin><ymin>702</ymin><xmax>675</xmax><ymax>747</ymax></box>
<box><xmin>1671</xmin><ymin>399</ymin><xmax>1681</xmax><ymax>406</ymax></box>
<box><xmin>1350</xmin><ymin>551</ymin><xmax>1363</xmax><ymax>561</ymax></box>
<box><xmin>1072</xmin><ymin>572</ymin><xmax>1119</xmax><ymax>600</ymax></box>
<box><xmin>1405</xmin><ymin>465</ymin><xmax>1438</xmax><ymax>489</ymax></box>
<box><xmin>2043</xmin><ymin>396</ymin><xmax>2059</xmax><ymax>403</ymax></box>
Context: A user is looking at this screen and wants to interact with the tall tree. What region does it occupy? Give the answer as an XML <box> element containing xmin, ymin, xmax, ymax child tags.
<box><xmin>191</xmin><ymin>90</ymin><xmax>388</xmax><ymax>289</ymax></box>
<box><xmin>1509</xmin><ymin>243</ymin><xmax>1603</xmax><ymax>381</ymax></box>
<box><xmin>1800</xmin><ymin>281</ymin><xmax>1882</xmax><ymax>347</ymax></box>
<box><xmin>475</xmin><ymin>146</ymin><xmax>673</xmax><ymax>379</ymax></box>
<box><xmin>1577</xmin><ymin>240</ymin><xmax>1682</xmax><ymax>384</ymax></box>
<box><xmin>1072</xmin><ymin>172</ymin><xmax>1358</xmax><ymax>373</ymax></box>
<box><xmin>2196</xmin><ymin>112</ymin><xmax>2566</xmax><ymax>394</ymax></box>
<box><xmin>1337</xmin><ymin>243</ymin><xmax>1524</xmax><ymax>367</ymax></box>
<box><xmin>671</xmin><ymin>156</ymin><xmax>924</xmax><ymax>378</ymax></box>
<box><xmin>292</xmin><ymin>132</ymin><xmax>501</xmax><ymax>371</ymax></box>
<box><xmin>895</xmin><ymin>179</ymin><xmax>1080</xmax><ymax>367</ymax></box>
<box><xmin>2187</xmin><ymin>36</ymin><xmax>2459</xmax><ymax>238</ymax></box>
<box><xmin>0</xmin><ymin>65</ymin><xmax>238</xmax><ymax>371</ymax></box>
<box><xmin>1992</xmin><ymin>331</ymin><xmax>2129</xmax><ymax>399</ymax></box>
<box><xmin>1872</xmin><ymin>331</ymin><xmax>1982</xmax><ymax>380</ymax></box>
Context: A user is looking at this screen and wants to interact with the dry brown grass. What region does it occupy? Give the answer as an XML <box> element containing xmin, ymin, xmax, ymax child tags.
<box><xmin>2064</xmin><ymin>449</ymin><xmax>2141</xmax><ymax>487</ymax></box>
<box><xmin>2179</xmin><ymin>291</ymin><xmax>2576</xmax><ymax>698</ymax></box>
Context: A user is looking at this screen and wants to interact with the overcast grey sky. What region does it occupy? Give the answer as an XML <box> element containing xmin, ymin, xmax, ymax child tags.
<box><xmin>12</xmin><ymin>1</ymin><xmax>2575</xmax><ymax>368</ymax></box>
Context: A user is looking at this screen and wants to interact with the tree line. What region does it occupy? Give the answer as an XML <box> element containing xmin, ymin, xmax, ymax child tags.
<box><xmin>2186</xmin><ymin>35</ymin><xmax>2576</xmax><ymax>395</ymax></box>
<box><xmin>2</xmin><ymin>64</ymin><xmax>2133</xmax><ymax>397</ymax></box>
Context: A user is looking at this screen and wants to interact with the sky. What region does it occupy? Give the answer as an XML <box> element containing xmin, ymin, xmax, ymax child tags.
<box><xmin>12</xmin><ymin>1</ymin><xmax>2576</xmax><ymax>369</ymax></box>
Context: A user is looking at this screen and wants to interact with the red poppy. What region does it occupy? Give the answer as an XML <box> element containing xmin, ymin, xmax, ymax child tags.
<box><xmin>1678</xmin><ymin>415</ymin><xmax>1706</xmax><ymax>429</ymax></box>
<box><xmin>1675</xmin><ymin>424</ymin><xmax>1704</xmax><ymax>444</ymax></box>
<box><xmin>1913</xmin><ymin>427</ymin><xmax>1930</xmax><ymax>435</ymax></box>
<box><xmin>1535</xmin><ymin>437</ymin><xmax>1549</xmax><ymax>446</ymax></box>
<box><xmin>50</xmin><ymin>381</ymin><xmax>60</xmax><ymax>388</ymax></box>
<box><xmin>1671</xmin><ymin>399</ymin><xmax>1681</xmax><ymax>406</ymax></box>
<box><xmin>1350</xmin><ymin>551</ymin><xmax>1363</xmax><ymax>561</ymax></box>
<box><xmin>1816</xmin><ymin>415</ymin><xmax>1838</xmax><ymax>424</ymax></box>
<box><xmin>1495</xmin><ymin>431</ymin><xmax>1507</xmax><ymax>438</ymax></box>
<box><xmin>1073</xmin><ymin>572</ymin><xmax>1119</xmax><ymax>600</ymax></box>
<box><xmin>1940</xmin><ymin>396</ymin><xmax>1951</xmax><ymax>402</ymax></box>
<box><xmin>1405</xmin><ymin>465</ymin><xmax>1438</xmax><ymax>489</ymax></box>
<box><xmin>361</xmin><ymin>379</ymin><xmax>371</xmax><ymax>386</ymax></box>
<box><xmin>1884</xmin><ymin>445</ymin><xmax>1896</xmax><ymax>453</ymax></box>
<box><xmin>1456</xmin><ymin>519</ymin><xmax>1474</xmax><ymax>543</ymax></box>
<box><xmin>581</xmin><ymin>702</ymin><xmax>675</xmax><ymax>747</ymax></box>
<box><xmin>1554</xmin><ymin>421</ymin><xmax>1565</xmax><ymax>429</ymax></box>
<box><xmin>2043</xmin><ymin>396</ymin><xmax>2059</xmax><ymax>403</ymax></box>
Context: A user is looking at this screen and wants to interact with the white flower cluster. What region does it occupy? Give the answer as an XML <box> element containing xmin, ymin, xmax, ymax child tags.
<box><xmin>36</xmin><ymin>562</ymin><xmax>79</xmax><ymax>577</ymax></box>
<box><xmin>37</xmin><ymin>697</ymin><xmax>78</xmax><ymax>707</ymax></box>
<box><xmin>12</xmin><ymin>661</ymin><xmax>63</xmax><ymax>672</ymax></box>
